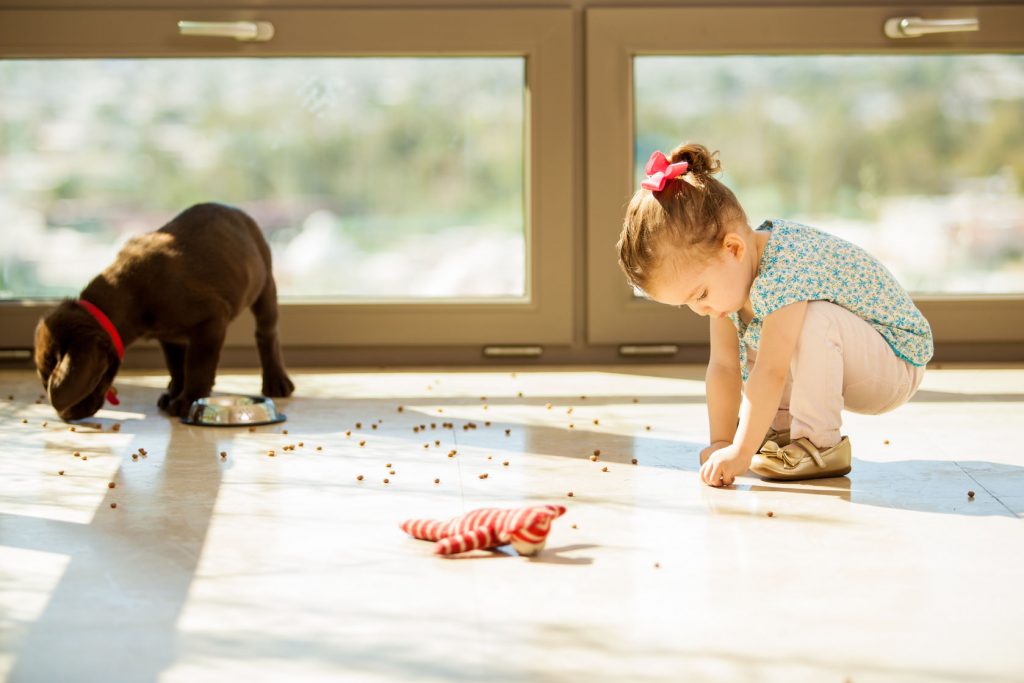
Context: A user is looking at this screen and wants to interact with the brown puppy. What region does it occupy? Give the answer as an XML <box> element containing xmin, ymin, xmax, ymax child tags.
<box><xmin>34</xmin><ymin>203</ymin><xmax>294</xmax><ymax>421</ymax></box>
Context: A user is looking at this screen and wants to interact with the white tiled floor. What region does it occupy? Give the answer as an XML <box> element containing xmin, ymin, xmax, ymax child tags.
<box><xmin>1</xmin><ymin>365</ymin><xmax>1022</xmax><ymax>682</ymax></box>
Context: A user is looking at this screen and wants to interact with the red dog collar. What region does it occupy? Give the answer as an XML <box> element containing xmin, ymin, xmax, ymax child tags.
<box><xmin>77</xmin><ymin>299</ymin><xmax>123</xmax><ymax>405</ymax></box>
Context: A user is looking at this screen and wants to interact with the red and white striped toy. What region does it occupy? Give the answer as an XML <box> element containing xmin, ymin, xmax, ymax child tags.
<box><xmin>401</xmin><ymin>505</ymin><xmax>567</xmax><ymax>556</ymax></box>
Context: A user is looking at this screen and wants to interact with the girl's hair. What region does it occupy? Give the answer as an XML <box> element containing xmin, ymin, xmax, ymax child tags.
<box><xmin>617</xmin><ymin>143</ymin><xmax>746</xmax><ymax>292</ymax></box>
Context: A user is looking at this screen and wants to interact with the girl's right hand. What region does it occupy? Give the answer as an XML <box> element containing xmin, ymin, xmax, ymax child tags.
<box><xmin>699</xmin><ymin>440</ymin><xmax>732</xmax><ymax>466</ymax></box>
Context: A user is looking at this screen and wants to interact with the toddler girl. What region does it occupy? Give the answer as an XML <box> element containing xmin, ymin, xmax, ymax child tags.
<box><xmin>617</xmin><ymin>143</ymin><xmax>932</xmax><ymax>487</ymax></box>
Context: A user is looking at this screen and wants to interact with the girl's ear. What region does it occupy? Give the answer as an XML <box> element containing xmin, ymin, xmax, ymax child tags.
<box><xmin>722</xmin><ymin>232</ymin><xmax>746</xmax><ymax>260</ymax></box>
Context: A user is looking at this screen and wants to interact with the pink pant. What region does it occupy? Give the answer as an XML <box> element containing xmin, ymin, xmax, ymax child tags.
<box><xmin>746</xmin><ymin>301</ymin><xmax>926</xmax><ymax>449</ymax></box>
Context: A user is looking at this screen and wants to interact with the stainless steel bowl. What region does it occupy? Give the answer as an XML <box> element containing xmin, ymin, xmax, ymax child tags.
<box><xmin>181</xmin><ymin>395</ymin><xmax>286</xmax><ymax>427</ymax></box>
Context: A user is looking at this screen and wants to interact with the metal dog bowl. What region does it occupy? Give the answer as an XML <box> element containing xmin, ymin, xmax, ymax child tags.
<box><xmin>181</xmin><ymin>395</ymin><xmax>286</xmax><ymax>427</ymax></box>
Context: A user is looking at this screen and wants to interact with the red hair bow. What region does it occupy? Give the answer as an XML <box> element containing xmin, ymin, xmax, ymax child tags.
<box><xmin>641</xmin><ymin>150</ymin><xmax>689</xmax><ymax>192</ymax></box>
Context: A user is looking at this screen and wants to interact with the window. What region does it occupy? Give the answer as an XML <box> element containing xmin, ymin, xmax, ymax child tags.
<box><xmin>0</xmin><ymin>9</ymin><xmax>573</xmax><ymax>351</ymax></box>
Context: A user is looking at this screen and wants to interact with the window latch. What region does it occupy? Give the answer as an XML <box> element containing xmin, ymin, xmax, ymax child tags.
<box><xmin>883</xmin><ymin>16</ymin><xmax>979</xmax><ymax>39</ymax></box>
<box><xmin>177</xmin><ymin>21</ymin><xmax>275</xmax><ymax>42</ymax></box>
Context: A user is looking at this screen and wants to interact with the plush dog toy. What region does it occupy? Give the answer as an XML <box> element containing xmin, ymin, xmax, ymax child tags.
<box><xmin>34</xmin><ymin>203</ymin><xmax>294</xmax><ymax>421</ymax></box>
<box><xmin>401</xmin><ymin>505</ymin><xmax>567</xmax><ymax>556</ymax></box>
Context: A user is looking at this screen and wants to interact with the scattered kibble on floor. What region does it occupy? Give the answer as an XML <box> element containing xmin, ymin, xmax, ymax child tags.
<box><xmin>567</xmin><ymin>492</ymin><xmax>574</xmax><ymax>497</ymax></box>
<box><xmin>968</xmin><ymin>490</ymin><xmax>975</xmax><ymax>499</ymax></box>
<box><xmin>357</xmin><ymin>475</ymin><xmax>364</xmax><ymax>481</ymax></box>
<box><xmin>601</xmin><ymin>466</ymin><xmax>608</xmax><ymax>472</ymax></box>
<box><xmin>590</xmin><ymin>455</ymin><xmax>599</xmax><ymax>462</ymax></box>
<box><xmin>767</xmin><ymin>511</ymin><xmax>774</xmax><ymax>518</ymax></box>
<box><xmin>434</xmin><ymin>478</ymin><xmax>440</xmax><ymax>484</ymax></box>
<box><xmin>110</xmin><ymin>503</ymin><xmax>117</xmax><ymax>509</ymax></box>
<box><xmin>383</xmin><ymin>478</ymin><xmax>390</xmax><ymax>484</ymax></box>
<box><xmin>108</xmin><ymin>482</ymin><xmax>116</xmax><ymax>489</ymax></box>
<box><xmin>631</xmin><ymin>459</ymin><xmax>638</xmax><ymax>465</ymax></box>
<box><xmin>283</xmin><ymin>429</ymin><xmax>289</xmax><ymax>435</ymax></box>
<box><xmin>505</xmin><ymin>429</ymin><xmax>511</xmax><ymax>436</ymax></box>
<box><xmin>479</xmin><ymin>473</ymin><xmax>488</xmax><ymax>479</ymax></box>
<box><xmin>883</xmin><ymin>439</ymin><xmax>890</xmax><ymax>445</ymax></box>
<box><xmin>502</xmin><ymin>461</ymin><xmax>509</xmax><ymax>466</ymax></box>
<box><xmin>132</xmin><ymin>454</ymin><xmax>138</xmax><ymax>461</ymax></box>
<box><xmin>58</xmin><ymin>470</ymin><xmax>64</xmax><ymax>476</ymax></box>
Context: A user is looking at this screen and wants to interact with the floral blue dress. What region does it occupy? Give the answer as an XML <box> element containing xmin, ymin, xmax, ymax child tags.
<box><xmin>728</xmin><ymin>219</ymin><xmax>933</xmax><ymax>381</ymax></box>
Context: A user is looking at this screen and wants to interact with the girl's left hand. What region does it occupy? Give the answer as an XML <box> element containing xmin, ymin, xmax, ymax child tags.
<box><xmin>699</xmin><ymin>443</ymin><xmax>752</xmax><ymax>487</ymax></box>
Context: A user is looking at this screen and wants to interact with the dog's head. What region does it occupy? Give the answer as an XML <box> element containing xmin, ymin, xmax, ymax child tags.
<box><xmin>34</xmin><ymin>300</ymin><xmax>121</xmax><ymax>422</ymax></box>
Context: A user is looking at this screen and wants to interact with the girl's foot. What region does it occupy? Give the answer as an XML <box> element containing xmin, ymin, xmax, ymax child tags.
<box><xmin>750</xmin><ymin>436</ymin><xmax>852</xmax><ymax>480</ymax></box>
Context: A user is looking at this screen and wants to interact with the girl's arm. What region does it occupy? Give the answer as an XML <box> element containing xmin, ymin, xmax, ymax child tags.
<box><xmin>700</xmin><ymin>300</ymin><xmax>808</xmax><ymax>487</ymax></box>
<box><xmin>706</xmin><ymin>314</ymin><xmax>742</xmax><ymax>444</ymax></box>
<box><xmin>734</xmin><ymin>300</ymin><xmax>808</xmax><ymax>457</ymax></box>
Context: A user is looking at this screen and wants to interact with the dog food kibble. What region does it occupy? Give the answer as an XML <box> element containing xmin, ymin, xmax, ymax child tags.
<box><xmin>569</xmin><ymin>424</ymin><xmax>575</xmax><ymax>429</ymax></box>
<box><xmin>571</xmin><ymin>524</ymin><xmax>577</xmax><ymax>529</ymax></box>
<box><xmin>108</xmin><ymin>482</ymin><xmax>116</xmax><ymax>489</ymax></box>
<box><xmin>73</xmin><ymin>451</ymin><xmax>80</xmax><ymax>457</ymax></box>
<box><xmin>220</xmin><ymin>452</ymin><xmax>227</xmax><ymax>459</ymax></box>
<box><xmin>590</xmin><ymin>455</ymin><xmax>599</xmax><ymax>462</ymax></box>
<box><xmin>112</xmin><ymin>423</ymin><xmax>121</xmax><ymax>431</ymax></box>
<box><xmin>448</xmin><ymin>449</ymin><xmax>457</xmax><ymax>457</ymax></box>
<box><xmin>484</xmin><ymin>421</ymin><xmax>491</xmax><ymax>427</ymax></box>
<box><xmin>593</xmin><ymin>449</ymin><xmax>601</xmax><ymax>456</ymax></box>
<box><xmin>545</xmin><ymin>403</ymin><xmax>553</xmax><ymax>410</ymax></box>
<box><xmin>355</xmin><ymin>423</ymin><xmax>362</xmax><ymax>429</ymax></box>
<box><xmin>81</xmin><ymin>456</ymin><xmax>88</xmax><ymax>461</ymax></box>
<box><xmin>345</xmin><ymin>430</ymin><xmax>351</xmax><ymax>437</ymax></box>
<box><xmin>282</xmin><ymin>429</ymin><xmax>288</xmax><ymax>435</ymax></box>
<box><xmin>767</xmin><ymin>511</ymin><xmax>774</xmax><ymax>518</ymax></box>
<box><xmin>645</xmin><ymin>425</ymin><xmax>651</xmax><ymax>431</ymax></box>
<box><xmin>502</xmin><ymin>461</ymin><xmax>509</xmax><ymax>466</ymax></box>
<box><xmin>478</xmin><ymin>473</ymin><xmax>488</xmax><ymax>479</ymax></box>
<box><xmin>42</xmin><ymin>421</ymin><xmax>48</xmax><ymax>427</ymax></box>
<box><xmin>383</xmin><ymin>478</ymin><xmax>390</xmax><ymax>484</ymax></box>
<box><xmin>654</xmin><ymin>562</ymin><xmax>660</xmax><ymax>569</ymax></box>
<box><xmin>111</xmin><ymin>503</ymin><xmax>117</xmax><ymax>509</ymax></box>
<box><xmin>593</xmin><ymin>419</ymin><xmax>600</xmax><ymax>425</ymax></box>
<box><xmin>434</xmin><ymin>478</ymin><xmax>441</xmax><ymax>484</ymax></box>
<box><xmin>567</xmin><ymin>492</ymin><xmax>574</xmax><ymax>497</ymax></box>
<box><xmin>505</xmin><ymin>429</ymin><xmax>511</xmax><ymax>436</ymax></box>
<box><xmin>423</xmin><ymin>443</ymin><xmax>429</xmax><ymax>449</ymax></box>
<box><xmin>566</xmin><ymin>407</ymin><xmax>574</xmax><ymax>415</ymax></box>
<box><xmin>69</xmin><ymin>426</ymin><xmax>76</xmax><ymax>431</ymax></box>
<box><xmin>389</xmin><ymin>470</ymin><xmax>396</xmax><ymax>475</ymax></box>
<box><xmin>298</xmin><ymin>441</ymin><xmax>304</xmax><ymax>447</ymax></box>
<box><xmin>58</xmin><ymin>470</ymin><xmax>64</xmax><ymax>476</ymax></box>
<box><xmin>968</xmin><ymin>490</ymin><xmax>976</xmax><ymax>499</ymax></box>
<box><xmin>434</xmin><ymin>440</ymin><xmax>440</xmax><ymax>447</ymax></box>
<box><xmin>139</xmin><ymin>448</ymin><xmax>147</xmax><ymax>455</ymax></box>
<box><xmin>486</xmin><ymin>455</ymin><xmax>492</xmax><ymax>460</ymax></box>
<box><xmin>398</xmin><ymin>405</ymin><xmax>404</xmax><ymax>412</ymax></box>
<box><xmin>631</xmin><ymin>458</ymin><xmax>638</xmax><ymax>465</ymax></box>
<box><xmin>633</xmin><ymin>398</ymin><xmax>639</xmax><ymax>403</ymax></box>
<box><xmin>359</xmin><ymin>440</ymin><xmax>366</xmax><ymax>447</ymax></box>
<box><xmin>371</xmin><ymin>424</ymin><xmax>377</xmax><ymax>430</ymax></box>
<box><xmin>517</xmin><ymin>391</ymin><xmax>523</xmax><ymax>398</ymax></box>
<box><xmin>131</xmin><ymin>453</ymin><xmax>139</xmax><ymax>460</ymax></box>
<box><xmin>267</xmin><ymin>450</ymin><xmax>276</xmax><ymax>457</ymax></box>
<box><xmin>883</xmin><ymin>439</ymin><xmax>890</xmax><ymax>445</ymax></box>
<box><xmin>601</xmin><ymin>466</ymin><xmax>608</xmax><ymax>472</ymax></box>
<box><xmin>357</xmin><ymin>475</ymin><xmax>364</xmax><ymax>481</ymax></box>
<box><xmin>21</xmin><ymin>419</ymin><xmax>27</xmax><ymax>424</ymax></box>
<box><xmin>316</xmin><ymin>446</ymin><xmax>322</xmax><ymax>451</ymax></box>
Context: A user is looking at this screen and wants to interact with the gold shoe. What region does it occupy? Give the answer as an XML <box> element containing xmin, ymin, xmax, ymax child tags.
<box><xmin>699</xmin><ymin>428</ymin><xmax>792</xmax><ymax>465</ymax></box>
<box><xmin>750</xmin><ymin>436</ymin><xmax>852</xmax><ymax>481</ymax></box>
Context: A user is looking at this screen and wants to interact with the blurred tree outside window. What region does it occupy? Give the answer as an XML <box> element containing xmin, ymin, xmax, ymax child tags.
<box><xmin>635</xmin><ymin>55</ymin><xmax>1024</xmax><ymax>295</ymax></box>
<box><xmin>0</xmin><ymin>58</ymin><xmax>526</xmax><ymax>300</ymax></box>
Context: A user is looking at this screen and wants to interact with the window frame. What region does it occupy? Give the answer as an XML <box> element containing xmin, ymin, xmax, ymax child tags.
<box><xmin>0</xmin><ymin>8</ymin><xmax>574</xmax><ymax>349</ymax></box>
<box><xmin>585</xmin><ymin>4</ymin><xmax>1024</xmax><ymax>351</ymax></box>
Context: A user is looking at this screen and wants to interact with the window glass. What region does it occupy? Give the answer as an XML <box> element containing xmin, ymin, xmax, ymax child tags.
<box><xmin>635</xmin><ymin>55</ymin><xmax>1024</xmax><ymax>294</ymax></box>
<box><xmin>0</xmin><ymin>58</ymin><xmax>525</xmax><ymax>300</ymax></box>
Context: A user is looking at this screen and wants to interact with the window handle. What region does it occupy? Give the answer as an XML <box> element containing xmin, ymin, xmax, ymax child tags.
<box><xmin>884</xmin><ymin>16</ymin><xmax>979</xmax><ymax>39</ymax></box>
<box><xmin>177</xmin><ymin>20</ymin><xmax>275</xmax><ymax>42</ymax></box>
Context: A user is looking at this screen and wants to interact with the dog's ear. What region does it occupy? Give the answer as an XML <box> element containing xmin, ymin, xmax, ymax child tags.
<box><xmin>47</xmin><ymin>344</ymin><xmax>109</xmax><ymax>414</ymax></box>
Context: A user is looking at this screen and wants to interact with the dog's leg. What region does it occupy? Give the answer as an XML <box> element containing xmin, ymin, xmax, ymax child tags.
<box><xmin>166</xmin><ymin>322</ymin><xmax>228</xmax><ymax>418</ymax></box>
<box><xmin>251</xmin><ymin>277</ymin><xmax>295</xmax><ymax>398</ymax></box>
<box><xmin>157</xmin><ymin>341</ymin><xmax>187</xmax><ymax>411</ymax></box>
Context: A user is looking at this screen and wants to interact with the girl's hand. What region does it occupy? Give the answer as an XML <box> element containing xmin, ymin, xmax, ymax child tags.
<box><xmin>699</xmin><ymin>440</ymin><xmax>732</xmax><ymax>466</ymax></box>
<box><xmin>699</xmin><ymin>443</ymin><xmax>752</xmax><ymax>487</ymax></box>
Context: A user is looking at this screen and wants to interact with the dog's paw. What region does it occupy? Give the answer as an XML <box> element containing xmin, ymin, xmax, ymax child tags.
<box><xmin>157</xmin><ymin>392</ymin><xmax>178</xmax><ymax>411</ymax></box>
<box><xmin>166</xmin><ymin>396</ymin><xmax>194</xmax><ymax>419</ymax></box>
<box><xmin>262</xmin><ymin>373</ymin><xmax>295</xmax><ymax>398</ymax></box>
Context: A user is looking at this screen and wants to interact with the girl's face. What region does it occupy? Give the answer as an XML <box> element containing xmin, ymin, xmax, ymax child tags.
<box><xmin>643</xmin><ymin>232</ymin><xmax>757</xmax><ymax>319</ymax></box>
